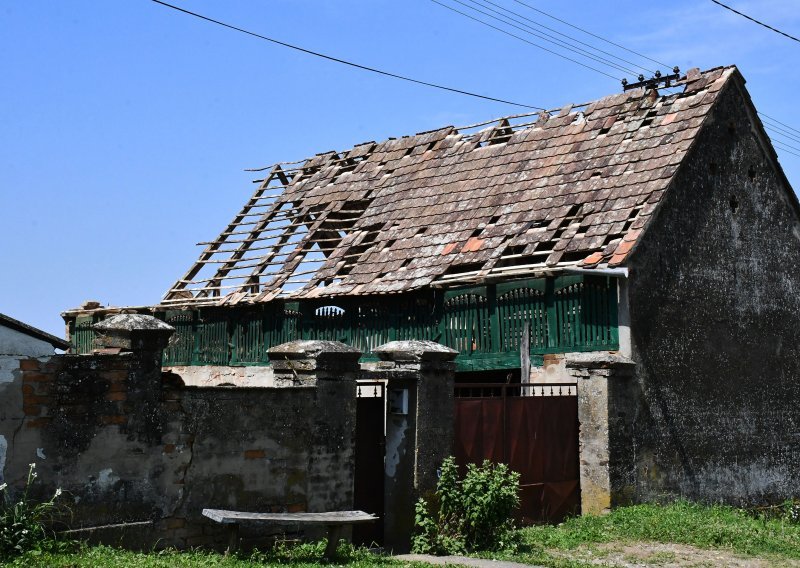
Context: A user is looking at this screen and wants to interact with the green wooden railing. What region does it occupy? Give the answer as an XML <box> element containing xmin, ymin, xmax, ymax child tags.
<box><xmin>69</xmin><ymin>275</ymin><xmax>619</xmax><ymax>372</ymax></box>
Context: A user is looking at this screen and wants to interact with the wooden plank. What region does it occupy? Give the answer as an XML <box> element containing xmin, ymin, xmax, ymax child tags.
<box><xmin>202</xmin><ymin>509</ymin><xmax>378</xmax><ymax>525</ymax></box>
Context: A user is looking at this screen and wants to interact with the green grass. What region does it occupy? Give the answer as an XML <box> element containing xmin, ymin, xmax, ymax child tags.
<box><xmin>475</xmin><ymin>501</ymin><xmax>800</xmax><ymax>567</ymax></box>
<box><xmin>3</xmin><ymin>540</ymin><xmax>430</xmax><ymax>568</ymax></box>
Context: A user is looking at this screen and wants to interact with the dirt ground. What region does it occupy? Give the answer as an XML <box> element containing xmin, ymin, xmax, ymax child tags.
<box><xmin>551</xmin><ymin>541</ymin><xmax>800</xmax><ymax>567</ymax></box>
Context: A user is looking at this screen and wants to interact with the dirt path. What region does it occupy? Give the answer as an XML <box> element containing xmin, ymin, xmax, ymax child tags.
<box><xmin>551</xmin><ymin>541</ymin><xmax>800</xmax><ymax>567</ymax></box>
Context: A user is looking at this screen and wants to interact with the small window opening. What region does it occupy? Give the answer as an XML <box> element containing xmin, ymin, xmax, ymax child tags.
<box><xmin>748</xmin><ymin>166</ymin><xmax>756</xmax><ymax>180</ymax></box>
<box><xmin>710</xmin><ymin>162</ymin><xmax>718</xmax><ymax>174</ymax></box>
<box><xmin>730</xmin><ymin>195</ymin><xmax>739</xmax><ymax>213</ymax></box>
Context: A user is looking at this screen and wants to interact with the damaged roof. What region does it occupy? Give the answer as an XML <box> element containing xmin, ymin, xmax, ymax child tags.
<box><xmin>163</xmin><ymin>66</ymin><xmax>737</xmax><ymax>307</ymax></box>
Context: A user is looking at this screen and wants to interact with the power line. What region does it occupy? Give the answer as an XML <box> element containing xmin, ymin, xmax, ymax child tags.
<box><xmin>772</xmin><ymin>141</ymin><xmax>800</xmax><ymax>159</ymax></box>
<box><xmin>149</xmin><ymin>0</ymin><xmax>545</xmax><ymax>110</ymax></box>
<box><xmin>430</xmin><ymin>0</ymin><xmax>620</xmax><ymax>81</ymax></box>
<box><xmin>511</xmin><ymin>0</ymin><xmax>673</xmax><ymax>69</ymax></box>
<box><xmin>710</xmin><ymin>0</ymin><xmax>800</xmax><ymax>44</ymax></box>
<box><xmin>458</xmin><ymin>0</ymin><xmax>648</xmax><ymax>76</ymax></box>
<box><xmin>764</xmin><ymin>125</ymin><xmax>800</xmax><ymax>146</ymax></box>
<box><xmin>760</xmin><ymin>112</ymin><xmax>800</xmax><ymax>138</ymax></box>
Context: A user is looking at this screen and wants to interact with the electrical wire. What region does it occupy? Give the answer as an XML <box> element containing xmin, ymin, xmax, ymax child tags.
<box><xmin>456</xmin><ymin>0</ymin><xmax>644</xmax><ymax>76</ymax></box>
<box><xmin>149</xmin><ymin>0</ymin><xmax>545</xmax><ymax>110</ymax></box>
<box><xmin>511</xmin><ymin>0</ymin><xmax>673</xmax><ymax>69</ymax></box>
<box><xmin>764</xmin><ymin>125</ymin><xmax>800</xmax><ymax>146</ymax></box>
<box><xmin>760</xmin><ymin>112</ymin><xmax>800</xmax><ymax>138</ymax></box>
<box><xmin>710</xmin><ymin>0</ymin><xmax>800</xmax><ymax>44</ymax></box>
<box><xmin>430</xmin><ymin>0</ymin><xmax>620</xmax><ymax>80</ymax></box>
<box><xmin>772</xmin><ymin>141</ymin><xmax>800</xmax><ymax>159</ymax></box>
<box><xmin>468</xmin><ymin>0</ymin><xmax>657</xmax><ymax>75</ymax></box>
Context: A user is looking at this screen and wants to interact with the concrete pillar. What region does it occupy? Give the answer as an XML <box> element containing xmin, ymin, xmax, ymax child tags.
<box><xmin>565</xmin><ymin>352</ymin><xmax>636</xmax><ymax>515</ymax></box>
<box><xmin>92</xmin><ymin>314</ymin><xmax>175</xmax><ymax>444</ymax></box>
<box><xmin>269</xmin><ymin>341</ymin><xmax>361</xmax><ymax>516</ymax></box>
<box><xmin>368</xmin><ymin>340</ymin><xmax>457</xmax><ymax>553</ymax></box>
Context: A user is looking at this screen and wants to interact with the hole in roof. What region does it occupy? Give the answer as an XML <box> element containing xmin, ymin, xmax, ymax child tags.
<box><xmin>489</xmin><ymin>215</ymin><xmax>501</xmax><ymax>224</ymax></box>
<box><xmin>535</xmin><ymin>240</ymin><xmax>556</xmax><ymax>252</ymax></box>
<box><xmin>559</xmin><ymin>251</ymin><xmax>593</xmax><ymax>264</ymax></box>
<box><xmin>383</xmin><ymin>239</ymin><xmax>396</xmax><ymax>250</ymax></box>
<box><xmin>470</xmin><ymin>228</ymin><xmax>484</xmax><ymax>238</ymax></box>
<box><xmin>400</xmin><ymin>258</ymin><xmax>412</xmax><ymax>269</ymax></box>
<box><xmin>441</xmin><ymin>262</ymin><xmax>485</xmax><ymax>276</ymax></box>
<box><xmin>416</xmin><ymin>227</ymin><xmax>428</xmax><ymax>236</ymax></box>
<box><xmin>426</xmin><ymin>141</ymin><xmax>438</xmax><ymax>152</ymax></box>
<box><xmin>495</xmin><ymin>251</ymin><xmax>549</xmax><ymax>269</ymax></box>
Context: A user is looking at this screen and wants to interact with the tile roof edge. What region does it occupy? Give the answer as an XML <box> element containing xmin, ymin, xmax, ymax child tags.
<box><xmin>612</xmin><ymin>65</ymin><xmax>741</xmax><ymax>269</ymax></box>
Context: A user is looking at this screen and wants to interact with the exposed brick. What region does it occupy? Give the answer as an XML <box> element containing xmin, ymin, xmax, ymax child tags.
<box><xmin>25</xmin><ymin>417</ymin><xmax>51</xmax><ymax>429</ymax></box>
<box><xmin>22</xmin><ymin>372</ymin><xmax>51</xmax><ymax>383</ymax></box>
<box><xmin>163</xmin><ymin>444</ymin><xmax>176</xmax><ymax>454</ymax></box>
<box><xmin>23</xmin><ymin>395</ymin><xmax>52</xmax><ymax>405</ymax></box>
<box><xmin>244</xmin><ymin>449</ymin><xmax>266</xmax><ymax>460</ymax></box>
<box><xmin>23</xmin><ymin>405</ymin><xmax>42</xmax><ymax>416</ymax></box>
<box><xmin>164</xmin><ymin>517</ymin><xmax>185</xmax><ymax>529</ymax></box>
<box><xmin>19</xmin><ymin>359</ymin><xmax>41</xmax><ymax>371</ymax></box>
<box><xmin>99</xmin><ymin>415</ymin><xmax>126</xmax><ymax>425</ymax></box>
<box><xmin>287</xmin><ymin>502</ymin><xmax>307</xmax><ymax>513</ymax></box>
<box><xmin>21</xmin><ymin>384</ymin><xmax>35</xmax><ymax>395</ymax></box>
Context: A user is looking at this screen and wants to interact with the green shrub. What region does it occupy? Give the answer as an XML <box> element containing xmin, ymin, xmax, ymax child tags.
<box><xmin>0</xmin><ymin>463</ymin><xmax>65</xmax><ymax>559</ymax></box>
<box><xmin>412</xmin><ymin>456</ymin><xmax>520</xmax><ymax>555</ymax></box>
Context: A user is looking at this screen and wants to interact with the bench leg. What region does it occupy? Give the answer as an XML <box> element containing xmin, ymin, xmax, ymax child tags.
<box><xmin>225</xmin><ymin>523</ymin><xmax>240</xmax><ymax>556</ymax></box>
<box><xmin>324</xmin><ymin>525</ymin><xmax>343</xmax><ymax>559</ymax></box>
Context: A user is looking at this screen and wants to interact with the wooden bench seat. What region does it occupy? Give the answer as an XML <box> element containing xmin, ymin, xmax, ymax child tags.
<box><xmin>202</xmin><ymin>508</ymin><xmax>379</xmax><ymax>558</ymax></box>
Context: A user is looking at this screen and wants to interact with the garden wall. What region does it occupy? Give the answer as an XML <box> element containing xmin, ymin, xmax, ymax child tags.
<box><xmin>0</xmin><ymin>323</ymin><xmax>356</xmax><ymax>549</ymax></box>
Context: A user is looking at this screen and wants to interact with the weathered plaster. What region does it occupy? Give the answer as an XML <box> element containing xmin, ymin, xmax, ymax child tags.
<box><xmin>626</xmin><ymin>76</ymin><xmax>800</xmax><ymax>505</ymax></box>
<box><xmin>163</xmin><ymin>365</ymin><xmax>275</xmax><ymax>387</ymax></box>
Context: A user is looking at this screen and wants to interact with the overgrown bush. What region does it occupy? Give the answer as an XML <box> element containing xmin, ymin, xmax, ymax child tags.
<box><xmin>0</xmin><ymin>463</ymin><xmax>65</xmax><ymax>559</ymax></box>
<box><xmin>412</xmin><ymin>456</ymin><xmax>520</xmax><ymax>555</ymax></box>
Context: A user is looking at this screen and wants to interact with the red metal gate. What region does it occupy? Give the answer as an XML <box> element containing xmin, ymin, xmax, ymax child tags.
<box><xmin>454</xmin><ymin>383</ymin><xmax>580</xmax><ymax>524</ymax></box>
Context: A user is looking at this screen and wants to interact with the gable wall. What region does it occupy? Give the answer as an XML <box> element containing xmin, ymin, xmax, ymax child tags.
<box><xmin>624</xmin><ymin>77</ymin><xmax>800</xmax><ymax>504</ymax></box>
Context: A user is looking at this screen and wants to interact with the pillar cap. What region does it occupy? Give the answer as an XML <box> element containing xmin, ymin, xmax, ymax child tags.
<box><xmin>564</xmin><ymin>352</ymin><xmax>635</xmax><ymax>370</ymax></box>
<box><xmin>268</xmin><ymin>340</ymin><xmax>361</xmax><ymax>361</ymax></box>
<box><xmin>372</xmin><ymin>340</ymin><xmax>457</xmax><ymax>363</ymax></box>
<box><xmin>93</xmin><ymin>314</ymin><xmax>174</xmax><ymax>332</ymax></box>
<box><xmin>92</xmin><ymin>314</ymin><xmax>174</xmax><ymax>352</ymax></box>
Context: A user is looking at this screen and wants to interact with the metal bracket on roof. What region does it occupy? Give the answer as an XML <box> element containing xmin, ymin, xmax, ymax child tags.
<box><xmin>622</xmin><ymin>68</ymin><xmax>681</xmax><ymax>92</ymax></box>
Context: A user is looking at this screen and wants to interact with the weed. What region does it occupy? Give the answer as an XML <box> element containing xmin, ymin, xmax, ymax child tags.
<box><xmin>412</xmin><ymin>456</ymin><xmax>520</xmax><ymax>555</ymax></box>
<box><xmin>0</xmin><ymin>463</ymin><xmax>68</xmax><ymax>560</ymax></box>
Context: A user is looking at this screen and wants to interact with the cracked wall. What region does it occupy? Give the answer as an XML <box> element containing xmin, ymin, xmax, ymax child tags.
<box><xmin>0</xmin><ymin>350</ymin><xmax>355</xmax><ymax>549</ymax></box>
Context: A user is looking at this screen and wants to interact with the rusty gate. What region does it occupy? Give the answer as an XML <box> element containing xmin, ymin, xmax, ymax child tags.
<box><xmin>353</xmin><ymin>381</ymin><xmax>385</xmax><ymax>545</ymax></box>
<box><xmin>454</xmin><ymin>382</ymin><xmax>580</xmax><ymax>524</ymax></box>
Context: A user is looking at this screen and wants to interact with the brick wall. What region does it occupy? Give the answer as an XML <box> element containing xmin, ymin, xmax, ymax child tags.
<box><xmin>2</xmin><ymin>351</ymin><xmax>355</xmax><ymax>549</ymax></box>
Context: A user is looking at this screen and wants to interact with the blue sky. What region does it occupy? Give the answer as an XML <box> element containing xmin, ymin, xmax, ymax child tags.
<box><xmin>2</xmin><ymin>0</ymin><xmax>799</xmax><ymax>336</ymax></box>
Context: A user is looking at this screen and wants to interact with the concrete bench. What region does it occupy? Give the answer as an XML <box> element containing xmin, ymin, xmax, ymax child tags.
<box><xmin>201</xmin><ymin>508</ymin><xmax>379</xmax><ymax>558</ymax></box>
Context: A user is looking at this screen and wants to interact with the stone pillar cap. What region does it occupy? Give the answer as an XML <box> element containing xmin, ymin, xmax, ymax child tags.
<box><xmin>372</xmin><ymin>340</ymin><xmax>458</xmax><ymax>362</ymax></box>
<box><xmin>564</xmin><ymin>352</ymin><xmax>635</xmax><ymax>369</ymax></box>
<box><xmin>269</xmin><ymin>340</ymin><xmax>361</xmax><ymax>360</ymax></box>
<box><xmin>93</xmin><ymin>314</ymin><xmax>175</xmax><ymax>332</ymax></box>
